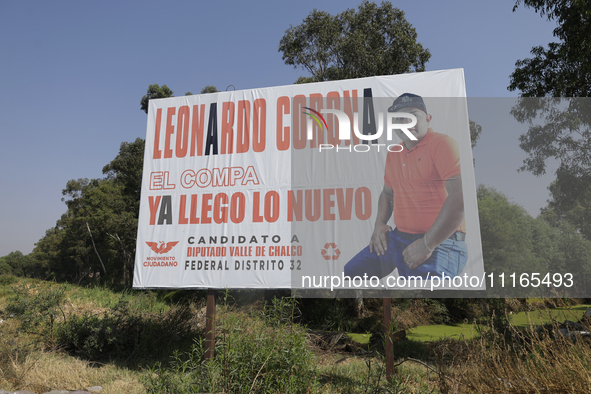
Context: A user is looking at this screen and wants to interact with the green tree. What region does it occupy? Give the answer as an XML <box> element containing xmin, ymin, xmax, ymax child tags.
<box><xmin>510</xmin><ymin>98</ymin><xmax>591</xmax><ymax>177</ymax></box>
<box><xmin>510</xmin><ymin>100</ymin><xmax>591</xmax><ymax>240</ymax></box>
<box><xmin>508</xmin><ymin>0</ymin><xmax>591</xmax><ymax>175</ymax></box>
<box><xmin>32</xmin><ymin>139</ymin><xmax>146</xmax><ymax>284</ymax></box>
<box><xmin>469</xmin><ymin>120</ymin><xmax>482</xmax><ymax>149</ymax></box>
<box><xmin>30</xmin><ymin>227</ymin><xmax>64</xmax><ymax>280</ymax></box>
<box><xmin>278</xmin><ymin>1</ymin><xmax>430</xmax><ymax>82</ymax></box>
<box><xmin>140</xmin><ymin>84</ymin><xmax>174</xmax><ymax>114</ymax></box>
<box><xmin>0</xmin><ymin>251</ymin><xmax>40</xmax><ymax>277</ymax></box>
<box><xmin>477</xmin><ymin>185</ymin><xmax>591</xmax><ymax>296</ymax></box>
<box><xmin>101</xmin><ymin>138</ymin><xmax>145</xmax><ymax>284</ymax></box>
<box><xmin>57</xmin><ymin>176</ymin><xmax>138</xmax><ymax>284</ymax></box>
<box><xmin>0</xmin><ymin>252</ymin><xmax>21</xmax><ymax>276</ymax></box>
<box><xmin>0</xmin><ymin>258</ymin><xmax>11</xmax><ymax>275</ymax></box>
<box><xmin>0</xmin><ymin>252</ymin><xmax>19</xmax><ymax>275</ymax></box>
<box><xmin>509</xmin><ymin>0</ymin><xmax>591</xmax><ymax>97</ymax></box>
<box><xmin>102</xmin><ymin>138</ymin><xmax>145</xmax><ymax>207</ymax></box>
<box><xmin>509</xmin><ymin>1</ymin><xmax>591</xmax><ymax>237</ymax></box>
<box><xmin>544</xmin><ymin>168</ymin><xmax>591</xmax><ymax>240</ymax></box>
<box><xmin>508</xmin><ymin>1</ymin><xmax>591</xmax><ymax>175</ymax></box>
<box><xmin>477</xmin><ymin>186</ymin><xmax>542</xmax><ymax>280</ymax></box>
<box><xmin>56</xmin><ymin>178</ymin><xmax>121</xmax><ymax>282</ymax></box>
<box><xmin>200</xmin><ymin>85</ymin><xmax>219</xmax><ymax>94</ymax></box>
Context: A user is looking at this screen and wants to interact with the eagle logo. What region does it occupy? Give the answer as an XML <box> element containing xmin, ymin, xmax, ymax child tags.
<box><xmin>146</xmin><ymin>241</ymin><xmax>179</xmax><ymax>254</ymax></box>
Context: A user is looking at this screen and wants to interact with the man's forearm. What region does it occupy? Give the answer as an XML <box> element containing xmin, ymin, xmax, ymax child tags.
<box><xmin>424</xmin><ymin>175</ymin><xmax>464</xmax><ymax>249</ymax></box>
<box><xmin>374</xmin><ymin>189</ymin><xmax>393</xmax><ymax>229</ymax></box>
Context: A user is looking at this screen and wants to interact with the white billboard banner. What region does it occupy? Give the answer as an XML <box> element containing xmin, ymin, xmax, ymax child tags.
<box><xmin>133</xmin><ymin>69</ymin><xmax>484</xmax><ymax>293</ymax></box>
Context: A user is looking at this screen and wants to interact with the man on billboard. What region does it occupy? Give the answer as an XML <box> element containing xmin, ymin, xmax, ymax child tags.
<box><xmin>344</xmin><ymin>93</ymin><xmax>467</xmax><ymax>280</ymax></box>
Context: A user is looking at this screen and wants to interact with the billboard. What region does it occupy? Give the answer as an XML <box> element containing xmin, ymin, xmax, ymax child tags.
<box><xmin>133</xmin><ymin>68</ymin><xmax>484</xmax><ymax>295</ymax></box>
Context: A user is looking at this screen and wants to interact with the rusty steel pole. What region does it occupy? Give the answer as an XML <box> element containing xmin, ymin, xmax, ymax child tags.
<box><xmin>383</xmin><ymin>297</ymin><xmax>394</xmax><ymax>380</ymax></box>
<box><xmin>205</xmin><ymin>289</ymin><xmax>216</xmax><ymax>360</ymax></box>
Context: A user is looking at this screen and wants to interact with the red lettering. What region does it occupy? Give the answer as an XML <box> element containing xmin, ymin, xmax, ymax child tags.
<box><xmin>323</xmin><ymin>189</ymin><xmax>335</xmax><ymax>220</ymax></box>
<box><xmin>213</xmin><ymin>193</ymin><xmax>229</xmax><ymax>224</ymax></box>
<box><xmin>230</xmin><ymin>192</ymin><xmax>245</xmax><ymax>223</ymax></box>
<box><xmin>276</xmin><ymin>96</ymin><xmax>290</xmax><ymax>151</ymax></box>
<box><xmin>175</xmin><ymin>106</ymin><xmax>190</xmax><ymax>157</ymax></box>
<box><xmin>201</xmin><ymin>194</ymin><xmax>213</xmax><ymax>224</ymax></box>
<box><xmin>253</xmin><ymin>191</ymin><xmax>263</xmax><ymax>223</ymax></box>
<box><xmin>288</xmin><ymin>190</ymin><xmax>303</xmax><ymax>222</ymax></box>
<box><xmin>153</xmin><ymin>108</ymin><xmax>163</xmax><ymax>159</ymax></box>
<box><xmin>253</xmin><ymin>98</ymin><xmax>266</xmax><ymax>152</ymax></box>
<box><xmin>237</xmin><ymin>100</ymin><xmax>250</xmax><ymax>153</ymax></box>
<box><xmin>164</xmin><ymin>107</ymin><xmax>176</xmax><ymax>158</ymax></box>
<box><xmin>179</xmin><ymin>195</ymin><xmax>189</xmax><ymax>224</ymax></box>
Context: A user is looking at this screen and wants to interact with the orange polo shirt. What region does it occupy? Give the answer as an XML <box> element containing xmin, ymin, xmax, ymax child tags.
<box><xmin>384</xmin><ymin>128</ymin><xmax>465</xmax><ymax>234</ymax></box>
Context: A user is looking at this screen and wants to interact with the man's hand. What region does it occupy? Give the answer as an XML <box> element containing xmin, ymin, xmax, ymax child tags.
<box><xmin>402</xmin><ymin>238</ymin><xmax>433</xmax><ymax>269</ymax></box>
<box><xmin>369</xmin><ymin>223</ymin><xmax>392</xmax><ymax>256</ymax></box>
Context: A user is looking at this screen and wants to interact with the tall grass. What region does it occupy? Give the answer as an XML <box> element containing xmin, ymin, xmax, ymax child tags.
<box><xmin>5</xmin><ymin>279</ymin><xmax>591</xmax><ymax>393</ymax></box>
<box><xmin>431</xmin><ymin>317</ymin><xmax>591</xmax><ymax>393</ymax></box>
<box><xmin>56</xmin><ymin>300</ymin><xmax>199</xmax><ymax>362</ymax></box>
<box><xmin>143</xmin><ymin>296</ymin><xmax>317</xmax><ymax>394</ymax></box>
<box><xmin>3</xmin><ymin>279</ymin><xmax>202</xmax><ymax>365</ymax></box>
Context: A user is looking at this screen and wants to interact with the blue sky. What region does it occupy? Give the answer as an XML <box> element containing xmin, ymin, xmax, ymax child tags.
<box><xmin>0</xmin><ymin>0</ymin><xmax>558</xmax><ymax>256</ymax></box>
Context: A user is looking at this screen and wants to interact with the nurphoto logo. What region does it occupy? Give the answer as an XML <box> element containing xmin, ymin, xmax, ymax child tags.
<box><xmin>302</xmin><ymin>107</ymin><xmax>417</xmax><ymax>153</ymax></box>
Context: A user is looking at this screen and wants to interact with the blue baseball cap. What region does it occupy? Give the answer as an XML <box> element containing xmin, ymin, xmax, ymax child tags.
<box><xmin>387</xmin><ymin>93</ymin><xmax>427</xmax><ymax>113</ymax></box>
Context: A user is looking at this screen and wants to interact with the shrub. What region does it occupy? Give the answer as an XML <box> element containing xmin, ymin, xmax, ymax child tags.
<box><xmin>143</xmin><ymin>297</ymin><xmax>317</xmax><ymax>394</ymax></box>
<box><xmin>445</xmin><ymin>320</ymin><xmax>591</xmax><ymax>393</ymax></box>
<box><xmin>6</xmin><ymin>283</ymin><xmax>66</xmax><ymax>337</ymax></box>
<box><xmin>55</xmin><ymin>299</ymin><xmax>199</xmax><ymax>362</ymax></box>
<box><xmin>298</xmin><ymin>298</ymin><xmax>356</xmax><ymax>332</ymax></box>
<box><xmin>0</xmin><ymin>274</ymin><xmax>17</xmax><ymax>286</ymax></box>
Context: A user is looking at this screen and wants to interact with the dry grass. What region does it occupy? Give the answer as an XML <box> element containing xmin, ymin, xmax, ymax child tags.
<box><xmin>0</xmin><ymin>280</ymin><xmax>150</xmax><ymax>394</ymax></box>
<box><xmin>3</xmin><ymin>280</ymin><xmax>591</xmax><ymax>393</ymax></box>
<box><xmin>3</xmin><ymin>318</ymin><xmax>591</xmax><ymax>394</ymax></box>
<box><xmin>60</xmin><ymin>298</ymin><xmax>109</xmax><ymax>318</ymax></box>
<box><xmin>314</xmin><ymin>351</ymin><xmax>444</xmax><ymax>393</ymax></box>
<box><xmin>434</xmin><ymin>322</ymin><xmax>591</xmax><ymax>393</ymax></box>
<box><xmin>390</xmin><ymin>299</ymin><xmax>445</xmax><ymax>330</ymax></box>
<box><xmin>0</xmin><ymin>351</ymin><xmax>144</xmax><ymax>394</ymax></box>
<box><xmin>0</xmin><ymin>316</ymin><xmax>144</xmax><ymax>394</ymax></box>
